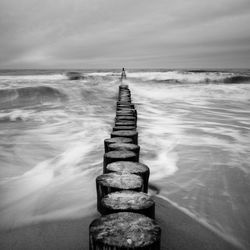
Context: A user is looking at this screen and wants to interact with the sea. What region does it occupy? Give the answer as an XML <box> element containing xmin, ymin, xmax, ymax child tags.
<box><xmin>0</xmin><ymin>69</ymin><xmax>250</xmax><ymax>249</ymax></box>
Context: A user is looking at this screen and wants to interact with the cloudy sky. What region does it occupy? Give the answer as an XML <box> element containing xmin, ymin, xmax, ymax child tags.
<box><xmin>0</xmin><ymin>0</ymin><xmax>250</xmax><ymax>69</ymax></box>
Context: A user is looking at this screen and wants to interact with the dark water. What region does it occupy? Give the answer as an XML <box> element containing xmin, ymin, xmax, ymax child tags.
<box><xmin>0</xmin><ymin>69</ymin><xmax>250</xmax><ymax>249</ymax></box>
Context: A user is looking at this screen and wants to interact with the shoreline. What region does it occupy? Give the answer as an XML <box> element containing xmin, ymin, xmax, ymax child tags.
<box><xmin>0</xmin><ymin>195</ymin><xmax>244</xmax><ymax>250</ymax></box>
<box><xmin>154</xmin><ymin>195</ymin><xmax>244</xmax><ymax>250</ymax></box>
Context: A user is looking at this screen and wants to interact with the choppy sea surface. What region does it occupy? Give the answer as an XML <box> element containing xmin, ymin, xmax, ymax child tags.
<box><xmin>0</xmin><ymin>69</ymin><xmax>250</xmax><ymax>249</ymax></box>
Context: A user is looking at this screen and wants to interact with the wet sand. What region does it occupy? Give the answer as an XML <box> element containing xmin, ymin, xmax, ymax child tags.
<box><xmin>154</xmin><ymin>196</ymin><xmax>243</xmax><ymax>250</ymax></box>
<box><xmin>0</xmin><ymin>196</ymin><xmax>243</xmax><ymax>250</ymax></box>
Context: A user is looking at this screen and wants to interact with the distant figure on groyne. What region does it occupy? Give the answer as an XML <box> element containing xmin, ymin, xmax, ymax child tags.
<box><xmin>121</xmin><ymin>67</ymin><xmax>127</xmax><ymax>81</ymax></box>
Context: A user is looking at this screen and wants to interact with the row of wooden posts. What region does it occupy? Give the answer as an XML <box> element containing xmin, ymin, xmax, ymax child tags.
<box><xmin>89</xmin><ymin>84</ymin><xmax>161</xmax><ymax>249</ymax></box>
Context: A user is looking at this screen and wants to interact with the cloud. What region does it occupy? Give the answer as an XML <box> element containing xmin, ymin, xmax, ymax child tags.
<box><xmin>0</xmin><ymin>0</ymin><xmax>250</xmax><ymax>68</ymax></box>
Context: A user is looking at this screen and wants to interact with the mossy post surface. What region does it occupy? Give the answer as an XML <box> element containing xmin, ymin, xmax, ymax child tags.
<box><xmin>115</xmin><ymin>115</ymin><xmax>136</xmax><ymax>121</ymax></box>
<box><xmin>103</xmin><ymin>150</ymin><xmax>137</xmax><ymax>173</ymax></box>
<box><xmin>113</xmin><ymin>126</ymin><xmax>136</xmax><ymax>131</ymax></box>
<box><xmin>116</xmin><ymin>108</ymin><xmax>135</xmax><ymax>113</ymax></box>
<box><xmin>117</xmin><ymin>106</ymin><xmax>135</xmax><ymax>111</ymax></box>
<box><xmin>118</xmin><ymin>99</ymin><xmax>131</xmax><ymax>103</ymax></box>
<box><xmin>115</xmin><ymin>121</ymin><xmax>137</xmax><ymax>127</ymax></box>
<box><xmin>90</xmin><ymin>83</ymin><xmax>161</xmax><ymax>250</ymax></box>
<box><xmin>89</xmin><ymin>212</ymin><xmax>161</xmax><ymax>250</ymax></box>
<box><xmin>104</xmin><ymin>137</ymin><xmax>133</xmax><ymax>153</ymax></box>
<box><xmin>119</xmin><ymin>88</ymin><xmax>130</xmax><ymax>92</ymax></box>
<box><xmin>96</xmin><ymin>173</ymin><xmax>144</xmax><ymax>212</ymax></box>
<box><xmin>119</xmin><ymin>93</ymin><xmax>130</xmax><ymax>97</ymax></box>
<box><xmin>116</xmin><ymin>115</ymin><xmax>137</xmax><ymax>123</ymax></box>
<box><xmin>117</xmin><ymin>110</ymin><xmax>137</xmax><ymax>119</ymax></box>
<box><xmin>100</xmin><ymin>191</ymin><xmax>155</xmax><ymax>218</ymax></box>
<box><xmin>119</xmin><ymin>94</ymin><xmax>131</xmax><ymax>97</ymax></box>
<box><xmin>117</xmin><ymin>103</ymin><xmax>135</xmax><ymax>109</ymax></box>
<box><xmin>119</xmin><ymin>92</ymin><xmax>130</xmax><ymax>95</ymax></box>
<box><xmin>119</xmin><ymin>84</ymin><xmax>128</xmax><ymax>88</ymax></box>
<box><xmin>106</xmin><ymin>161</ymin><xmax>150</xmax><ymax>192</ymax></box>
<box><xmin>111</xmin><ymin>130</ymin><xmax>138</xmax><ymax>145</ymax></box>
<box><xmin>116</xmin><ymin>110</ymin><xmax>136</xmax><ymax>116</ymax></box>
<box><xmin>119</xmin><ymin>90</ymin><xmax>130</xmax><ymax>94</ymax></box>
<box><xmin>119</xmin><ymin>95</ymin><xmax>131</xmax><ymax>101</ymax></box>
<box><xmin>107</xmin><ymin>143</ymin><xmax>140</xmax><ymax>162</ymax></box>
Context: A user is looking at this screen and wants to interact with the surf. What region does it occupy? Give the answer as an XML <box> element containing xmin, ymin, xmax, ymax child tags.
<box><xmin>0</xmin><ymin>86</ymin><xmax>67</xmax><ymax>109</ymax></box>
<box><xmin>128</xmin><ymin>70</ymin><xmax>250</xmax><ymax>84</ymax></box>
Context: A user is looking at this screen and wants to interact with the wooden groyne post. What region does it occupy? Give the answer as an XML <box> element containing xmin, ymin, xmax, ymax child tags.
<box><xmin>89</xmin><ymin>76</ymin><xmax>161</xmax><ymax>249</ymax></box>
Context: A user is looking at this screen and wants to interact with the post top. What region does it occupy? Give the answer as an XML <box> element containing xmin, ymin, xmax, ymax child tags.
<box><xmin>89</xmin><ymin>212</ymin><xmax>161</xmax><ymax>248</ymax></box>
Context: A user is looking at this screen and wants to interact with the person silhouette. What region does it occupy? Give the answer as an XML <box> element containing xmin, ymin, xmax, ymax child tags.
<box><xmin>121</xmin><ymin>67</ymin><xmax>126</xmax><ymax>80</ymax></box>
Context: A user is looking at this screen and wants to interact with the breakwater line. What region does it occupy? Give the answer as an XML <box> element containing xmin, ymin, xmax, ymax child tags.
<box><xmin>89</xmin><ymin>83</ymin><xmax>161</xmax><ymax>249</ymax></box>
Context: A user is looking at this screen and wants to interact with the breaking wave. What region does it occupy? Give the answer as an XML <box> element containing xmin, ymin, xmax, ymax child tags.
<box><xmin>0</xmin><ymin>73</ymin><xmax>65</xmax><ymax>81</ymax></box>
<box><xmin>0</xmin><ymin>86</ymin><xmax>67</xmax><ymax>108</ymax></box>
<box><xmin>0</xmin><ymin>109</ymin><xmax>34</xmax><ymax>122</ymax></box>
<box><xmin>0</xmin><ymin>68</ymin><xmax>250</xmax><ymax>249</ymax></box>
<box><xmin>128</xmin><ymin>71</ymin><xmax>250</xmax><ymax>84</ymax></box>
<box><xmin>85</xmin><ymin>72</ymin><xmax>120</xmax><ymax>77</ymax></box>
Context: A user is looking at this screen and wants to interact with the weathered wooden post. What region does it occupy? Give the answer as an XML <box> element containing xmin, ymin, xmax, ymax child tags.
<box><xmin>96</xmin><ymin>173</ymin><xmax>144</xmax><ymax>213</ymax></box>
<box><xmin>116</xmin><ymin>110</ymin><xmax>137</xmax><ymax>116</ymax></box>
<box><xmin>115</xmin><ymin>115</ymin><xmax>136</xmax><ymax>122</ymax></box>
<box><xmin>107</xmin><ymin>143</ymin><xmax>140</xmax><ymax>162</ymax></box>
<box><xmin>89</xmin><ymin>212</ymin><xmax>161</xmax><ymax>250</ymax></box>
<box><xmin>111</xmin><ymin>130</ymin><xmax>138</xmax><ymax>145</ymax></box>
<box><xmin>105</xmin><ymin>161</ymin><xmax>150</xmax><ymax>192</ymax></box>
<box><xmin>115</xmin><ymin>121</ymin><xmax>137</xmax><ymax>127</ymax></box>
<box><xmin>104</xmin><ymin>137</ymin><xmax>133</xmax><ymax>153</ymax></box>
<box><xmin>89</xmin><ymin>80</ymin><xmax>161</xmax><ymax>250</ymax></box>
<box><xmin>103</xmin><ymin>150</ymin><xmax>137</xmax><ymax>172</ymax></box>
<box><xmin>100</xmin><ymin>191</ymin><xmax>155</xmax><ymax>218</ymax></box>
<box><xmin>113</xmin><ymin>126</ymin><xmax>136</xmax><ymax>131</ymax></box>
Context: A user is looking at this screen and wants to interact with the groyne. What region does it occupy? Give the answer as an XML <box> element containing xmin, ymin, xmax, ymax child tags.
<box><xmin>89</xmin><ymin>84</ymin><xmax>161</xmax><ymax>249</ymax></box>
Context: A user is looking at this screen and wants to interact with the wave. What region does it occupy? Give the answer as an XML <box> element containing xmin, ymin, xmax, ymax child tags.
<box><xmin>85</xmin><ymin>72</ymin><xmax>120</xmax><ymax>77</ymax></box>
<box><xmin>65</xmin><ymin>72</ymin><xmax>84</xmax><ymax>80</ymax></box>
<box><xmin>223</xmin><ymin>76</ymin><xmax>250</xmax><ymax>83</ymax></box>
<box><xmin>0</xmin><ymin>86</ymin><xmax>67</xmax><ymax>109</ymax></box>
<box><xmin>0</xmin><ymin>74</ymin><xmax>65</xmax><ymax>81</ymax></box>
<box><xmin>1</xmin><ymin>69</ymin><xmax>249</xmax><ymax>84</ymax></box>
<box><xmin>0</xmin><ymin>109</ymin><xmax>33</xmax><ymax>122</ymax></box>
<box><xmin>128</xmin><ymin>71</ymin><xmax>250</xmax><ymax>84</ymax></box>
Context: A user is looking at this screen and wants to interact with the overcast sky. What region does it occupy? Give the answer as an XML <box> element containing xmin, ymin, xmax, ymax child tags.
<box><xmin>0</xmin><ymin>0</ymin><xmax>250</xmax><ymax>69</ymax></box>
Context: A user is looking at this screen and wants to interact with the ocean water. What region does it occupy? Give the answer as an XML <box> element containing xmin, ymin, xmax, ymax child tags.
<box><xmin>0</xmin><ymin>69</ymin><xmax>250</xmax><ymax>249</ymax></box>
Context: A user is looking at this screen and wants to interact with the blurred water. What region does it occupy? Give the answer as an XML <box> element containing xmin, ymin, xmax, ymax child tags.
<box><xmin>0</xmin><ymin>69</ymin><xmax>250</xmax><ymax>249</ymax></box>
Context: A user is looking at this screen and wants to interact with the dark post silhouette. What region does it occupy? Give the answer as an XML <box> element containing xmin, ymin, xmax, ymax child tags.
<box><xmin>121</xmin><ymin>67</ymin><xmax>127</xmax><ymax>81</ymax></box>
<box><xmin>89</xmin><ymin>81</ymin><xmax>162</xmax><ymax>250</ymax></box>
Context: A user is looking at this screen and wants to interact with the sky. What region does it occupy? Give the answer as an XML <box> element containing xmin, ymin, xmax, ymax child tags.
<box><xmin>0</xmin><ymin>0</ymin><xmax>250</xmax><ymax>69</ymax></box>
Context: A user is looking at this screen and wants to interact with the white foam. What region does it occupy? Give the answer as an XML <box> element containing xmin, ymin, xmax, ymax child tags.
<box><xmin>156</xmin><ymin>195</ymin><xmax>245</xmax><ymax>249</ymax></box>
<box><xmin>0</xmin><ymin>73</ymin><xmax>249</xmax><ymax>249</ymax></box>
<box><xmin>0</xmin><ymin>109</ymin><xmax>33</xmax><ymax>121</ymax></box>
<box><xmin>0</xmin><ymin>96</ymin><xmax>111</xmax><ymax>229</ymax></box>
<box><xmin>0</xmin><ymin>138</ymin><xmax>98</xmax><ymax>228</ymax></box>
<box><xmin>128</xmin><ymin>71</ymin><xmax>237</xmax><ymax>83</ymax></box>
<box><xmin>86</xmin><ymin>72</ymin><xmax>119</xmax><ymax>77</ymax></box>
<box><xmin>0</xmin><ymin>74</ymin><xmax>66</xmax><ymax>81</ymax></box>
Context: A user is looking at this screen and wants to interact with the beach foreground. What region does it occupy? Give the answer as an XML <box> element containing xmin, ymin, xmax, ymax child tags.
<box><xmin>0</xmin><ymin>195</ymin><xmax>242</xmax><ymax>250</ymax></box>
<box><xmin>0</xmin><ymin>69</ymin><xmax>249</xmax><ymax>249</ymax></box>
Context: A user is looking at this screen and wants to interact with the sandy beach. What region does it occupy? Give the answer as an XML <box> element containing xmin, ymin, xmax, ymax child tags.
<box><xmin>0</xmin><ymin>195</ymin><xmax>243</xmax><ymax>250</ymax></box>
<box><xmin>1</xmin><ymin>0</ymin><xmax>250</xmax><ymax>248</ymax></box>
<box><xmin>0</xmin><ymin>69</ymin><xmax>249</xmax><ymax>249</ymax></box>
